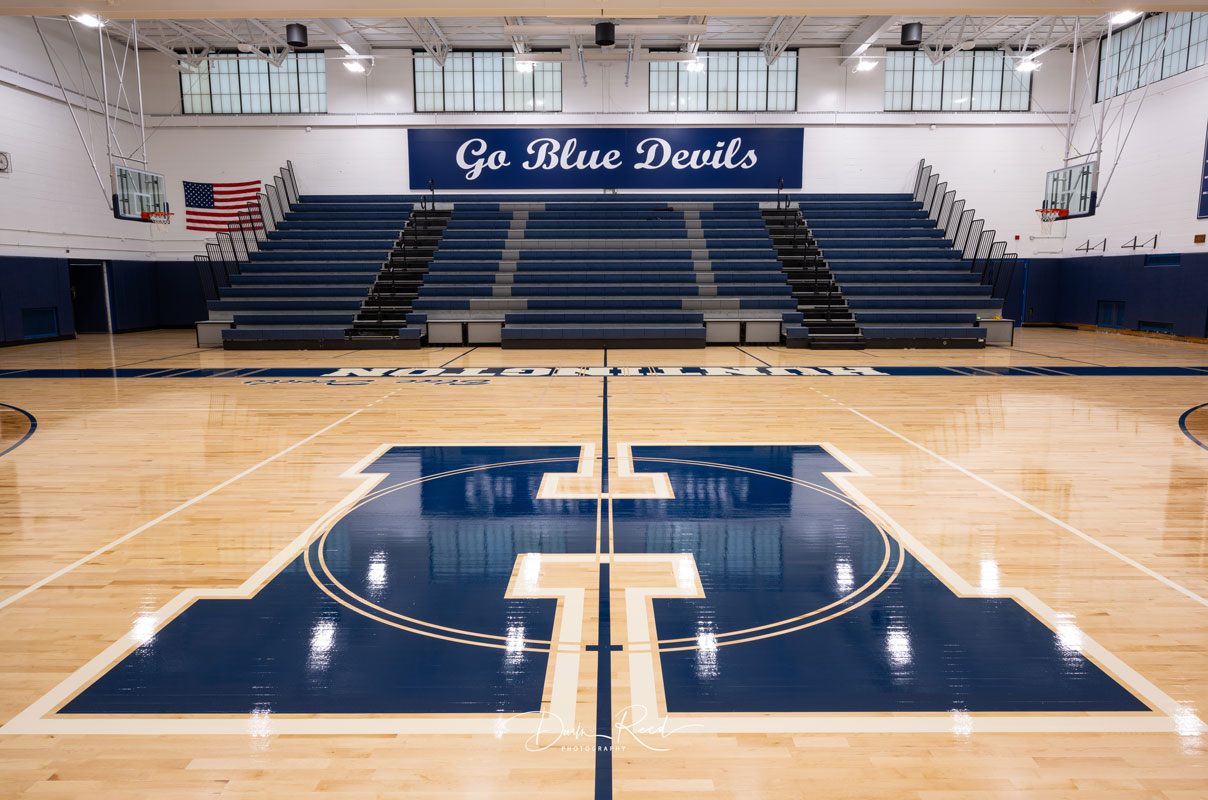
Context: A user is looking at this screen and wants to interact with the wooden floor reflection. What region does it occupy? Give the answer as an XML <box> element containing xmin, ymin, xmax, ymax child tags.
<box><xmin>0</xmin><ymin>327</ymin><xmax>1205</xmax><ymax>798</ymax></box>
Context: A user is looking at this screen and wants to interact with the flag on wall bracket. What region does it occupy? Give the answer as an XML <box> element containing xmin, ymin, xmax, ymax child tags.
<box><xmin>183</xmin><ymin>180</ymin><xmax>263</xmax><ymax>232</ymax></box>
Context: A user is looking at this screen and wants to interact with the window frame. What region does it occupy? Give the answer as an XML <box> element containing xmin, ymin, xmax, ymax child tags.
<box><xmin>411</xmin><ymin>50</ymin><xmax>564</xmax><ymax>113</ymax></box>
<box><xmin>177</xmin><ymin>50</ymin><xmax>327</xmax><ymax>116</ymax></box>
<box><xmin>646</xmin><ymin>49</ymin><xmax>799</xmax><ymax>113</ymax></box>
<box><xmin>883</xmin><ymin>47</ymin><xmax>1034</xmax><ymax>112</ymax></box>
<box><xmin>1095</xmin><ymin>11</ymin><xmax>1208</xmax><ymax>103</ymax></box>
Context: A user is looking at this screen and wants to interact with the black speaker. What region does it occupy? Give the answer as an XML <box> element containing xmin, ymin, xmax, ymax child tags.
<box><xmin>900</xmin><ymin>22</ymin><xmax>923</xmax><ymax>47</ymax></box>
<box><xmin>595</xmin><ymin>22</ymin><xmax>615</xmax><ymax>47</ymax></box>
<box><xmin>286</xmin><ymin>23</ymin><xmax>308</xmax><ymax>48</ymax></box>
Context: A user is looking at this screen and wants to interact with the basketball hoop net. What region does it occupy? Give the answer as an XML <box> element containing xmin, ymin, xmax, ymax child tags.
<box><xmin>1035</xmin><ymin>208</ymin><xmax>1068</xmax><ymax>235</ymax></box>
<box><xmin>142</xmin><ymin>211</ymin><xmax>174</xmax><ymax>230</ymax></box>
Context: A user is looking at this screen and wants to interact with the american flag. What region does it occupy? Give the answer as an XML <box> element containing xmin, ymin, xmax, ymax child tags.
<box><xmin>182</xmin><ymin>180</ymin><xmax>263</xmax><ymax>232</ymax></box>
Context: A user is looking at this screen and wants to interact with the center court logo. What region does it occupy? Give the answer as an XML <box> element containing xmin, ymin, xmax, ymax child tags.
<box><xmin>510</xmin><ymin>705</ymin><xmax>702</xmax><ymax>753</ymax></box>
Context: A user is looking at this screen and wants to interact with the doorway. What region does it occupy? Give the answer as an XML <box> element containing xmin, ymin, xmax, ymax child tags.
<box><xmin>68</xmin><ymin>260</ymin><xmax>112</xmax><ymax>333</ymax></box>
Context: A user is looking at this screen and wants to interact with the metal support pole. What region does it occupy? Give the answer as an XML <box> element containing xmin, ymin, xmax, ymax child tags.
<box><xmin>133</xmin><ymin>20</ymin><xmax>147</xmax><ymax>164</ymax></box>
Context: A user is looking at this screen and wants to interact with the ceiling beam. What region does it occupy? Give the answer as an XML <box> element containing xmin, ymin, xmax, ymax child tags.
<box><xmin>157</xmin><ymin>18</ymin><xmax>212</xmax><ymax>48</ymax></box>
<box><xmin>838</xmin><ymin>15</ymin><xmax>895</xmax><ymax>64</ymax></box>
<box><xmin>106</xmin><ymin>19</ymin><xmax>208</xmax><ymax>65</ymax></box>
<box><xmin>502</xmin><ymin>23</ymin><xmax>710</xmax><ymax>37</ymax></box>
<box><xmin>403</xmin><ymin>16</ymin><xmax>448</xmax><ymax>65</ymax></box>
<box><xmin>497</xmin><ymin>49</ymin><xmax>713</xmax><ymax>63</ymax></box>
<box><xmin>204</xmin><ymin>18</ymin><xmax>286</xmax><ymax>65</ymax></box>
<box><xmin>503</xmin><ymin>15</ymin><xmax>526</xmax><ymax>54</ymax></box>
<box><xmin>682</xmin><ymin>15</ymin><xmax>707</xmax><ymax>54</ymax></box>
<box><xmin>2</xmin><ymin>3</ymin><xmax>1191</xmax><ymax>18</ymax></box>
<box><xmin>315</xmin><ymin>18</ymin><xmax>374</xmax><ymax>57</ymax></box>
<box><xmin>761</xmin><ymin>16</ymin><xmax>806</xmax><ymax>65</ymax></box>
<box><xmin>249</xmin><ymin>18</ymin><xmax>289</xmax><ymax>47</ymax></box>
<box><xmin>1004</xmin><ymin>11</ymin><xmax>1110</xmax><ymax>62</ymax></box>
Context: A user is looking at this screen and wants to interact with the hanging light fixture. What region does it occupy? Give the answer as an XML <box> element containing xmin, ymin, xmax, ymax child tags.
<box><xmin>70</xmin><ymin>13</ymin><xmax>104</xmax><ymax>27</ymax></box>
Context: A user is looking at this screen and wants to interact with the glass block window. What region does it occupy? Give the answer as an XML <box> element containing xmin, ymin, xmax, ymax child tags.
<box><xmin>1097</xmin><ymin>12</ymin><xmax>1208</xmax><ymax>101</ymax></box>
<box><xmin>179</xmin><ymin>51</ymin><xmax>326</xmax><ymax>115</ymax></box>
<box><xmin>970</xmin><ymin>50</ymin><xmax>1004</xmax><ymax>110</ymax></box>
<box><xmin>268</xmin><ymin>55</ymin><xmax>299</xmax><ymax>113</ymax></box>
<box><xmin>180</xmin><ymin>60</ymin><xmax>211</xmax><ymax>114</ymax></box>
<box><xmin>296</xmin><ymin>52</ymin><xmax>326</xmax><ymax>113</ymax></box>
<box><xmin>648</xmin><ymin>50</ymin><xmax>798</xmax><ymax>112</ymax></box>
<box><xmin>414</xmin><ymin>52</ymin><xmax>562</xmax><ymax>112</ymax></box>
<box><xmin>884</xmin><ymin>49</ymin><xmax>1032</xmax><ymax>111</ymax></box>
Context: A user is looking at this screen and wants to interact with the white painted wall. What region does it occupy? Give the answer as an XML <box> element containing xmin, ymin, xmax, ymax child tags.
<box><xmin>3</xmin><ymin>15</ymin><xmax>1123</xmax><ymax>262</ymax></box>
<box><xmin>1048</xmin><ymin>45</ymin><xmax>1208</xmax><ymax>258</ymax></box>
<box><xmin>0</xmin><ymin>16</ymin><xmax>157</xmax><ymax>259</ymax></box>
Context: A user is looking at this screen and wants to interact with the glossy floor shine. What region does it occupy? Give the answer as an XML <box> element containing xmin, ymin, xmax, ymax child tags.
<box><xmin>1</xmin><ymin>328</ymin><xmax>1207</xmax><ymax>799</ymax></box>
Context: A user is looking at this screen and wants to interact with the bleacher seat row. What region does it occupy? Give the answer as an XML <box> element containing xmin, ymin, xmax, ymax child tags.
<box><xmin>208</xmin><ymin>195</ymin><xmax>420</xmax><ymax>348</ymax></box>
<box><xmin>201</xmin><ymin>192</ymin><xmax>1000</xmax><ymax>349</ymax></box>
<box><xmin>411</xmin><ymin>198</ymin><xmax>794</xmax><ymax>348</ymax></box>
<box><xmin>802</xmin><ymin>194</ymin><xmax>1000</xmax><ymax>346</ymax></box>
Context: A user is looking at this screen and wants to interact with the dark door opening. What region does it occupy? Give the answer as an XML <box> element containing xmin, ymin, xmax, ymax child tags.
<box><xmin>68</xmin><ymin>261</ymin><xmax>111</xmax><ymax>333</ymax></box>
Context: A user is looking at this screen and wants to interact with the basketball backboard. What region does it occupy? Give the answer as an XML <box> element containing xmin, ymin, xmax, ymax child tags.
<box><xmin>112</xmin><ymin>165</ymin><xmax>169</xmax><ymax>222</ymax></box>
<box><xmin>1043</xmin><ymin>161</ymin><xmax>1098</xmax><ymax>219</ymax></box>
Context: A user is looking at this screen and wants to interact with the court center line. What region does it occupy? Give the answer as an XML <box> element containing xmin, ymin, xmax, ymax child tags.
<box><xmin>734</xmin><ymin>346</ymin><xmax>771</xmax><ymax>367</ymax></box>
<box><xmin>111</xmin><ymin>348</ymin><xmax>210</xmax><ymax>368</ymax></box>
<box><xmin>0</xmin><ymin>402</ymin><xmax>376</xmax><ymax>612</ymax></box>
<box><xmin>438</xmin><ymin>347</ymin><xmax>475</xmax><ymax>368</ymax></box>
<box><xmin>595</xmin><ymin>370</ymin><xmax>613</xmax><ymax>800</ymax></box>
<box><xmin>844</xmin><ymin>405</ymin><xmax>1208</xmax><ymax>610</ymax></box>
<box><xmin>1008</xmin><ymin>346</ymin><xmax>1105</xmax><ymax>367</ymax></box>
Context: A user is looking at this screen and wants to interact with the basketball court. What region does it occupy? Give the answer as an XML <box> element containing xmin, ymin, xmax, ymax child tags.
<box><xmin>3</xmin><ymin>5</ymin><xmax>1208</xmax><ymax>799</ymax></box>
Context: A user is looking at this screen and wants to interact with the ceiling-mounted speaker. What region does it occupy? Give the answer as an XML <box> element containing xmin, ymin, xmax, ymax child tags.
<box><xmin>595</xmin><ymin>22</ymin><xmax>616</xmax><ymax>47</ymax></box>
<box><xmin>900</xmin><ymin>22</ymin><xmax>923</xmax><ymax>47</ymax></box>
<box><xmin>286</xmin><ymin>23</ymin><xmax>308</xmax><ymax>48</ymax></box>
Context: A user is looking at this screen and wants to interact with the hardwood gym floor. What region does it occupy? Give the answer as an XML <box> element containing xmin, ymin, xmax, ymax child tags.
<box><xmin>0</xmin><ymin>327</ymin><xmax>1206</xmax><ymax>798</ymax></box>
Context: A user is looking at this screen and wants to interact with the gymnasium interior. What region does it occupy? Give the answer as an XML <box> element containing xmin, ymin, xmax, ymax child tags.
<box><xmin>1</xmin><ymin>3</ymin><xmax>1207</xmax><ymax>798</ymax></box>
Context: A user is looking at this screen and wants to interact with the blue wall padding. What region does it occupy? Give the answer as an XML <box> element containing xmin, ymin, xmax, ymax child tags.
<box><xmin>0</xmin><ymin>257</ymin><xmax>74</xmax><ymax>343</ymax></box>
<box><xmin>1011</xmin><ymin>252</ymin><xmax>1208</xmax><ymax>335</ymax></box>
<box><xmin>1</xmin><ymin>256</ymin><xmax>206</xmax><ymax>343</ymax></box>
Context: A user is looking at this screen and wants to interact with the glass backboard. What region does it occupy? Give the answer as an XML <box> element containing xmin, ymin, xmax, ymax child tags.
<box><xmin>1044</xmin><ymin>161</ymin><xmax>1098</xmax><ymax>219</ymax></box>
<box><xmin>112</xmin><ymin>165</ymin><xmax>168</xmax><ymax>222</ymax></box>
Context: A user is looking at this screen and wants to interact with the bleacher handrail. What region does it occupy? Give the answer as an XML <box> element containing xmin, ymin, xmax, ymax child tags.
<box><xmin>913</xmin><ymin>159</ymin><xmax>1020</xmax><ymax>304</ymax></box>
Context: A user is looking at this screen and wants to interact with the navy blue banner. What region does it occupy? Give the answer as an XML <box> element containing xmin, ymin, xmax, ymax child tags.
<box><xmin>1199</xmin><ymin>120</ymin><xmax>1208</xmax><ymax>219</ymax></box>
<box><xmin>407</xmin><ymin>127</ymin><xmax>803</xmax><ymax>190</ymax></box>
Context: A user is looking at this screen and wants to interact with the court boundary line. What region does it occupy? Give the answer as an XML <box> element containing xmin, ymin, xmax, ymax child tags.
<box><xmin>0</xmin><ymin>403</ymin><xmax>37</xmax><ymax>458</ymax></box>
<box><xmin>1177</xmin><ymin>403</ymin><xmax>1208</xmax><ymax>451</ymax></box>
<box><xmin>844</xmin><ymin>406</ymin><xmax>1208</xmax><ymax>610</ymax></box>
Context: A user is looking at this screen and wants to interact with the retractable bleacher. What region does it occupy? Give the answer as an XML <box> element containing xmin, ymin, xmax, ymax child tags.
<box><xmin>805</xmin><ymin>194</ymin><xmax>999</xmax><ymax>347</ymax></box>
<box><xmin>209</xmin><ymin>195</ymin><xmax>422</xmax><ymax>348</ymax></box>
<box><xmin>410</xmin><ymin>196</ymin><xmax>795</xmax><ymax>348</ymax></box>
<box><xmin>201</xmin><ymin>190</ymin><xmax>999</xmax><ymax>350</ymax></box>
